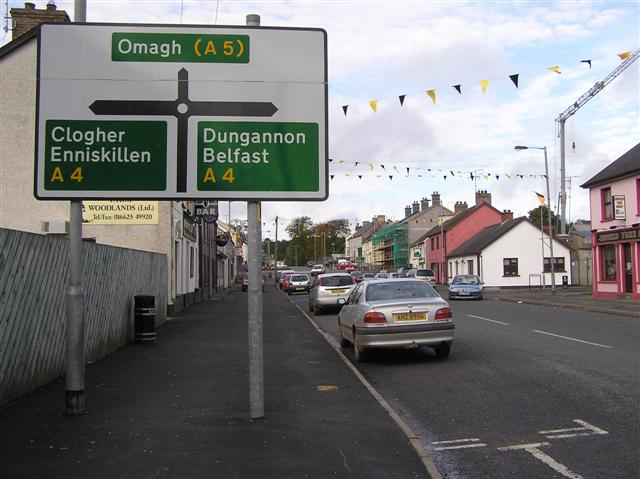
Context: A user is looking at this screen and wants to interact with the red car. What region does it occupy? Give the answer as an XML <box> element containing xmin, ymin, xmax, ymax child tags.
<box><xmin>336</xmin><ymin>261</ymin><xmax>353</xmax><ymax>270</ymax></box>
<box><xmin>344</xmin><ymin>265</ymin><xmax>356</xmax><ymax>273</ymax></box>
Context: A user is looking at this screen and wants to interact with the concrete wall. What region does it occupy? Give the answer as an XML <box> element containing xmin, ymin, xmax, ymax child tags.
<box><xmin>0</xmin><ymin>228</ymin><xmax>167</xmax><ymax>406</ymax></box>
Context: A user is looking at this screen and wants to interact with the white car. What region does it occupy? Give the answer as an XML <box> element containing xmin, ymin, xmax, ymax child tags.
<box><xmin>310</xmin><ymin>264</ymin><xmax>325</xmax><ymax>276</ymax></box>
<box><xmin>338</xmin><ymin>278</ymin><xmax>454</xmax><ymax>361</ymax></box>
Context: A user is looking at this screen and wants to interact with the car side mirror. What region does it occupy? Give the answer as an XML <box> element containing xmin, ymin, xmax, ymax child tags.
<box><xmin>337</xmin><ymin>298</ymin><xmax>347</xmax><ymax>305</ymax></box>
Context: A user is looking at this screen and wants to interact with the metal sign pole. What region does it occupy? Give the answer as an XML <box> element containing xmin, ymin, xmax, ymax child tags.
<box><xmin>246</xmin><ymin>13</ymin><xmax>264</xmax><ymax>420</ymax></box>
<box><xmin>65</xmin><ymin>0</ymin><xmax>87</xmax><ymax>416</ymax></box>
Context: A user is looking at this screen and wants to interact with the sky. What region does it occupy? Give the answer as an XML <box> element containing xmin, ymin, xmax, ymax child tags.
<box><xmin>3</xmin><ymin>0</ymin><xmax>639</xmax><ymax>240</ymax></box>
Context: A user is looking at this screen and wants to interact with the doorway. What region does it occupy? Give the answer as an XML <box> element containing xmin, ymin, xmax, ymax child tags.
<box><xmin>623</xmin><ymin>243</ymin><xmax>633</xmax><ymax>293</ymax></box>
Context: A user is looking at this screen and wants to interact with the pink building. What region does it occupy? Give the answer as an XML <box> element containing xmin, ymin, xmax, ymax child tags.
<box><xmin>421</xmin><ymin>191</ymin><xmax>505</xmax><ymax>283</ymax></box>
<box><xmin>581</xmin><ymin>143</ymin><xmax>640</xmax><ymax>298</ymax></box>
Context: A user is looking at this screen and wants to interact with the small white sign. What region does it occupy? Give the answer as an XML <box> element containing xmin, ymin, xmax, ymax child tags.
<box><xmin>613</xmin><ymin>195</ymin><xmax>625</xmax><ymax>220</ymax></box>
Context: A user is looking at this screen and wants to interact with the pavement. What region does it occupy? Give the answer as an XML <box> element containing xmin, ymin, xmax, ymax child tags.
<box><xmin>1</xmin><ymin>283</ymin><xmax>636</xmax><ymax>479</ymax></box>
<box><xmin>0</xmin><ymin>285</ymin><xmax>435</xmax><ymax>479</ymax></box>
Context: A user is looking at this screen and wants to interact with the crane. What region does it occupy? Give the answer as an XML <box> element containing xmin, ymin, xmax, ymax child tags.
<box><xmin>556</xmin><ymin>48</ymin><xmax>639</xmax><ymax>235</ymax></box>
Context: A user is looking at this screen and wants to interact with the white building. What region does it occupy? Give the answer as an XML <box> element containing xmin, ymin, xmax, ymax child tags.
<box><xmin>447</xmin><ymin>217</ymin><xmax>571</xmax><ymax>288</ymax></box>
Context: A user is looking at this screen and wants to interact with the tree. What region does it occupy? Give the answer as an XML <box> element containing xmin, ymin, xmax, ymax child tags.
<box><xmin>528</xmin><ymin>206</ymin><xmax>560</xmax><ymax>232</ymax></box>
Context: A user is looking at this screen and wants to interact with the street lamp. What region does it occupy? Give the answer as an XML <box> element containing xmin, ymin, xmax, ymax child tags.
<box><xmin>515</xmin><ymin>145</ymin><xmax>556</xmax><ymax>294</ymax></box>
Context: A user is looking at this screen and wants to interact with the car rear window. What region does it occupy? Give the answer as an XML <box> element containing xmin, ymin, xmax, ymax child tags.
<box><xmin>365</xmin><ymin>281</ymin><xmax>439</xmax><ymax>301</ymax></box>
<box><xmin>452</xmin><ymin>275</ymin><xmax>481</xmax><ymax>284</ymax></box>
<box><xmin>291</xmin><ymin>275</ymin><xmax>308</xmax><ymax>281</ymax></box>
<box><xmin>416</xmin><ymin>269</ymin><xmax>434</xmax><ymax>277</ymax></box>
<box><xmin>322</xmin><ymin>275</ymin><xmax>353</xmax><ymax>287</ymax></box>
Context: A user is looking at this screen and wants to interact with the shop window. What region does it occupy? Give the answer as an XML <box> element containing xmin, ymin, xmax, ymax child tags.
<box><xmin>543</xmin><ymin>257</ymin><xmax>566</xmax><ymax>272</ymax></box>
<box><xmin>601</xmin><ymin>245</ymin><xmax>616</xmax><ymax>281</ymax></box>
<box><xmin>503</xmin><ymin>258</ymin><xmax>518</xmax><ymax>276</ymax></box>
<box><xmin>602</xmin><ymin>187</ymin><xmax>613</xmax><ymax>221</ymax></box>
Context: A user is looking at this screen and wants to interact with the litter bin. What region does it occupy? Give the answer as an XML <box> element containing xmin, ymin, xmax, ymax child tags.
<box><xmin>134</xmin><ymin>295</ymin><xmax>156</xmax><ymax>343</ymax></box>
<box><xmin>562</xmin><ymin>275</ymin><xmax>569</xmax><ymax>288</ymax></box>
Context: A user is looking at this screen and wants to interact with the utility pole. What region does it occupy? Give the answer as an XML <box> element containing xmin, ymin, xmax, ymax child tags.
<box><xmin>274</xmin><ymin>216</ymin><xmax>278</xmax><ymax>286</ymax></box>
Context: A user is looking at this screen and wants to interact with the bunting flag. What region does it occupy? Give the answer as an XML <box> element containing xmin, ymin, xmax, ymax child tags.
<box><xmin>342</xmin><ymin>105</ymin><xmax>349</xmax><ymax>116</ymax></box>
<box><xmin>328</xmin><ymin>158</ymin><xmax>333</xmax><ymax>162</ymax></box>
<box><xmin>443</xmin><ymin>175</ymin><xmax>447</xmax><ymax>180</ymax></box>
<box><xmin>453</xmin><ymin>84</ymin><xmax>462</xmax><ymax>94</ymax></box>
<box><xmin>330</xmin><ymin>175</ymin><xmax>334</xmax><ymax>180</ymax></box>
<box><xmin>426</xmin><ymin>89</ymin><xmax>436</xmax><ymax>104</ymax></box>
<box><xmin>358</xmin><ymin>175</ymin><xmax>363</xmax><ymax>179</ymax></box>
<box><xmin>506</xmin><ymin>174</ymin><xmax>512</xmax><ymax>180</ymax></box>
<box><xmin>399</xmin><ymin>94</ymin><xmax>406</xmax><ymax>105</ymax></box>
<box><xmin>406</xmin><ymin>167</ymin><xmax>410</xmax><ymax>175</ymax></box>
<box><xmin>470</xmin><ymin>172</ymin><xmax>474</xmax><ymax>179</ymax></box>
<box><xmin>339</xmin><ymin>160</ymin><xmax>345</xmax><ymax>164</ymax></box>
<box><xmin>393</xmin><ymin>166</ymin><xmax>399</xmax><ymax>172</ymax></box>
<box><xmin>355</xmin><ymin>162</ymin><xmax>359</xmax><ymax>167</ymax></box>
<box><xmin>548</xmin><ymin>66</ymin><xmax>561</xmax><ymax>74</ymax></box>
<box><xmin>368</xmin><ymin>163</ymin><xmax>374</xmax><ymax>170</ymax></box>
<box><xmin>380</xmin><ymin>165</ymin><xmax>385</xmax><ymax>170</ymax></box>
<box><xmin>535</xmin><ymin>191</ymin><xmax>545</xmax><ymax>205</ymax></box>
<box><xmin>369</xmin><ymin>100</ymin><xmax>378</xmax><ymax>112</ymax></box>
<box><xmin>618</xmin><ymin>51</ymin><xmax>631</xmax><ymax>60</ymax></box>
<box><xmin>495</xmin><ymin>175</ymin><xmax>500</xmax><ymax>180</ymax></box>
<box><xmin>580</xmin><ymin>59</ymin><xmax>592</xmax><ymax>68</ymax></box>
<box><xmin>509</xmin><ymin>74</ymin><xmax>519</xmax><ymax>87</ymax></box>
<box><xmin>480</xmin><ymin>79</ymin><xmax>490</xmax><ymax>93</ymax></box>
<box><xmin>389</xmin><ymin>175</ymin><xmax>393</xmax><ymax>180</ymax></box>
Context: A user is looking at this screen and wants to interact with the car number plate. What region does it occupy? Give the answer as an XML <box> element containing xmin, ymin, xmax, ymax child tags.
<box><xmin>459</xmin><ymin>292</ymin><xmax>470</xmax><ymax>296</ymax></box>
<box><xmin>296</xmin><ymin>287</ymin><xmax>305</xmax><ymax>291</ymax></box>
<box><xmin>330</xmin><ymin>289</ymin><xmax>347</xmax><ymax>294</ymax></box>
<box><xmin>394</xmin><ymin>312</ymin><xmax>427</xmax><ymax>321</ymax></box>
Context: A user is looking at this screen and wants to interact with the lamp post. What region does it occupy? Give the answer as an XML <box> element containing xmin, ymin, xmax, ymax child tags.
<box><xmin>515</xmin><ymin>145</ymin><xmax>556</xmax><ymax>294</ymax></box>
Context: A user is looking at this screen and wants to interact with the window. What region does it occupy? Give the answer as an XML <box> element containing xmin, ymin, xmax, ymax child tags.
<box><xmin>543</xmin><ymin>257</ymin><xmax>566</xmax><ymax>272</ymax></box>
<box><xmin>189</xmin><ymin>246</ymin><xmax>195</xmax><ymax>278</ymax></box>
<box><xmin>468</xmin><ymin>259</ymin><xmax>474</xmax><ymax>275</ymax></box>
<box><xmin>601</xmin><ymin>245</ymin><xmax>616</xmax><ymax>281</ymax></box>
<box><xmin>636</xmin><ymin>178</ymin><xmax>640</xmax><ymax>215</ymax></box>
<box><xmin>436</xmin><ymin>235</ymin><xmax>440</xmax><ymax>249</ymax></box>
<box><xmin>602</xmin><ymin>187</ymin><xmax>613</xmax><ymax>220</ymax></box>
<box><xmin>503</xmin><ymin>258</ymin><xmax>519</xmax><ymax>276</ymax></box>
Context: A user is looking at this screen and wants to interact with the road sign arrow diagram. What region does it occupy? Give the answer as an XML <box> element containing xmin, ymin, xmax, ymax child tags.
<box><xmin>88</xmin><ymin>68</ymin><xmax>278</xmax><ymax>192</ymax></box>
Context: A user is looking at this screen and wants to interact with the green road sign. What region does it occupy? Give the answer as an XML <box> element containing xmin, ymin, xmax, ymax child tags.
<box><xmin>44</xmin><ymin>120</ymin><xmax>167</xmax><ymax>190</ymax></box>
<box><xmin>197</xmin><ymin>121</ymin><xmax>318</xmax><ymax>191</ymax></box>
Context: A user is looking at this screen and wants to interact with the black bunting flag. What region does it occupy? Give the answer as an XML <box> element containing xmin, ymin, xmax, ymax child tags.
<box><xmin>330</xmin><ymin>175</ymin><xmax>334</xmax><ymax>180</ymax></box>
<box><xmin>399</xmin><ymin>94</ymin><xmax>406</xmax><ymax>106</ymax></box>
<box><xmin>443</xmin><ymin>175</ymin><xmax>447</xmax><ymax>181</ymax></box>
<box><xmin>355</xmin><ymin>162</ymin><xmax>359</xmax><ymax>167</ymax></box>
<box><xmin>580</xmin><ymin>59</ymin><xmax>592</xmax><ymax>69</ymax></box>
<box><xmin>342</xmin><ymin>105</ymin><xmax>348</xmax><ymax>116</ymax></box>
<box><xmin>495</xmin><ymin>175</ymin><xmax>500</xmax><ymax>180</ymax></box>
<box><xmin>453</xmin><ymin>84</ymin><xmax>462</xmax><ymax>94</ymax></box>
<box><xmin>358</xmin><ymin>175</ymin><xmax>363</xmax><ymax>179</ymax></box>
<box><xmin>389</xmin><ymin>175</ymin><xmax>393</xmax><ymax>180</ymax></box>
<box><xmin>328</xmin><ymin>158</ymin><xmax>333</xmax><ymax>162</ymax></box>
<box><xmin>406</xmin><ymin>167</ymin><xmax>410</xmax><ymax>175</ymax></box>
<box><xmin>509</xmin><ymin>74</ymin><xmax>519</xmax><ymax>88</ymax></box>
<box><xmin>381</xmin><ymin>165</ymin><xmax>385</xmax><ymax>170</ymax></box>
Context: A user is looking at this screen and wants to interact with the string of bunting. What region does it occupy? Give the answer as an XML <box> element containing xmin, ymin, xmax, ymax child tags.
<box><xmin>340</xmin><ymin>50</ymin><xmax>634</xmax><ymax>116</ymax></box>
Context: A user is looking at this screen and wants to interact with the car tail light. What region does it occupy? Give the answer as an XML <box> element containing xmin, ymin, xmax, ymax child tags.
<box><xmin>435</xmin><ymin>307</ymin><xmax>452</xmax><ymax>321</ymax></box>
<box><xmin>363</xmin><ymin>312</ymin><xmax>387</xmax><ymax>324</ymax></box>
<box><xmin>317</xmin><ymin>278</ymin><xmax>322</xmax><ymax>286</ymax></box>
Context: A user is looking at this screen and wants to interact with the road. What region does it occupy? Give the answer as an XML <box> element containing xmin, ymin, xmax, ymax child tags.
<box><xmin>285</xmin><ymin>277</ymin><xmax>640</xmax><ymax>479</ymax></box>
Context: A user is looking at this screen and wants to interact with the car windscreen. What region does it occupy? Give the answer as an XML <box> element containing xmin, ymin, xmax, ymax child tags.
<box><xmin>322</xmin><ymin>276</ymin><xmax>353</xmax><ymax>287</ymax></box>
<box><xmin>452</xmin><ymin>275</ymin><xmax>480</xmax><ymax>284</ymax></box>
<box><xmin>291</xmin><ymin>275</ymin><xmax>308</xmax><ymax>281</ymax></box>
<box><xmin>416</xmin><ymin>269</ymin><xmax>434</xmax><ymax>277</ymax></box>
<box><xmin>365</xmin><ymin>281</ymin><xmax>439</xmax><ymax>301</ymax></box>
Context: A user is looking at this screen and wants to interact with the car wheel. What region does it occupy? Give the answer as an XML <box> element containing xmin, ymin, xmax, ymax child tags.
<box><xmin>309</xmin><ymin>300</ymin><xmax>314</xmax><ymax>312</ymax></box>
<box><xmin>353</xmin><ymin>332</ymin><xmax>369</xmax><ymax>362</ymax></box>
<box><xmin>338</xmin><ymin>319</ymin><xmax>350</xmax><ymax>347</ymax></box>
<box><xmin>434</xmin><ymin>342</ymin><xmax>451</xmax><ymax>359</ymax></box>
<box><xmin>314</xmin><ymin>305</ymin><xmax>322</xmax><ymax>315</ymax></box>
<box><xmin>287</xmin><ymin>290</ymin><xmax>292</xmax><ymax>296</ymax></box>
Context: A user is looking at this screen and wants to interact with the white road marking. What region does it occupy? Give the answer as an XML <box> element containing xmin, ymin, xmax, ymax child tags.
<box><xmin>540</xmin><ymin>419</ymin><xmax>609</xmax><ymax>439</ymax></box>
<box><xmin>467</xmin><ymin>314</ymin><xmax>510</xmax><ymax>325</ymax></box>
<box><xmin>430</xmin><ymin>438</ymin><xmax>487</xmax><ymax>450</ymax></box>
<box><xmin>533</xmin><ymin>330</ymin><xmax>612</xmax><ymax>349</ymax></box>
<box><xmin>498</xmin><ymin>443</ymin><xmax>583</xmax><ymax>479</ymax></box>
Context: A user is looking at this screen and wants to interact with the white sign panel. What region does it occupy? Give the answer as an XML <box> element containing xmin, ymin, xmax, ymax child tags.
<box><xmin>35</xmin><ymin>23</ymin><xmax>327</xmax><ymax>200</ymax></box>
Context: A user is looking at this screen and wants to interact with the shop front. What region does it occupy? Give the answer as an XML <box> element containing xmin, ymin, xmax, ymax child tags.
<box><xmin>592</xmin><ymin>225</ymin><xmax>639</xmax><ymax>299</ymax></box>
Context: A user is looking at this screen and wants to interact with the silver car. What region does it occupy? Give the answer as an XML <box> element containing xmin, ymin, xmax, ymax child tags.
<box><xmin>287</xmin><ymin>273</ymin><xmax>311</xmax><ymax>295</ymax></box>
<box><xmin>337</xmin><ymin>279</ymin><xmax>454</xmax><ymax>361</ymax></box>
<box><xmin>308</xmin><ymin>273</ymin><xmax>356</xmax><ymax>315</ymax></box>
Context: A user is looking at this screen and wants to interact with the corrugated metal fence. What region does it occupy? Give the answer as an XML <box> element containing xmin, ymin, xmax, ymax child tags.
<box><xmin>0</xmin><ymin>228</ymin><xmax>167</xmax><ymax>406</ymax></box>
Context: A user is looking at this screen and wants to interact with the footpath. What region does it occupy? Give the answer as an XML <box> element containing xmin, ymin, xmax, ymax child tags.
<box><xmin>0</xmin><ymin>286</ymin><xmax>433</xmax><ymax>479</ymax></box>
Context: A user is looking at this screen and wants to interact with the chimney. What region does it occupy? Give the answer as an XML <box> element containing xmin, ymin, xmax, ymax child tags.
<box><xmin>431</xmin><ymin>191</ymin><xmax>441</xmax><ymax>206</ymax></box>
<box><xmin>404</xmin><ymin>205</ymin><xmax>411</xmax><ymax>218</ymax></box>
<box><xmin>454</xmin><ymin>201</ymin><xmax>468</xmax><ymax>214</ymax></box>
<box><xmin>374</xmin><ymin>215</ymin><xmax>386</xmax><ymax>224</ymax></box>
<box><xmin>412</xmin><ymin>201</ymin><xmax>419</xmax><ymax>215</ymax></box>
<box><xmin>501</xmin><ymin>210</ymin><xmax>514</xmax><ymax>222</ymax></box>
<box><xmin>10</xmin><ymin>2</ymin><xmax>70</xmax><ymax>40</ymax></box>
<box><xmin>420</xmin><ymin>197</ymin><xmax>430</xmax><ymax>211</ymax></box>
<box><xmin>475</xmin><ymin>190</ymin><xmax>492</xmax><ymax>205</ymax></box>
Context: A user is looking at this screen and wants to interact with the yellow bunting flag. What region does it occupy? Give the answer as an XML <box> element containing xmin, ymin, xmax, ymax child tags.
<box><xmin>369</xmin><ymin>100</ymin><xmax>378</xmax><ymax>112</ymax></box>
<box><xmin>618</xmin><ymin>51</ymin><xmax>631</xmax><ymax>60</ymax></box>
<box><xmin>339</xmin><ymin>160</ymin><xmax>345</xmax><ymax>164</ymax></box>
<box><xmin>480</xmin><ymin>79</ymin><xmax>490</xmax><ymax>93</ymax></box>
<box><xmin>535</xmin><ymin>191</ymin><xmax>545</xmax><ymax>205</ymax></box>
<box><xmin>548</xmin><ymin>66</ymin><xmax>562</xmax><ymax>74</ymax></box>
<box><xmin>426</xmin><ymin>89</ymin><xmax>436</xmax><ymax>104</ymax></box>
<box><xmin>368</xmin><ymin>163</ymin><xmax>374</xmax><ymax>170</ymax></box>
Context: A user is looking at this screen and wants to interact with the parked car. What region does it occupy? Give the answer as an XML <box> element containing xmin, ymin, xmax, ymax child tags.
<box><xmin>242</xmin><ymin>273</ymin><xmax>266</xmax><ymax>292</ymax></box>
<box><xmin>310</xmin><ymin>264</ymin><xmax>325</xmax><ymax>276</ymax></box>
<box><xmin>337</xmin><ymin>278</ymin><xmax>454</xmax><ymax>361</ymax></box>
<box><xmin>396</xmin><ymin>266</ymin><xmax>412</xmax><ymax>278</ymax></box>
<box><xmin>307</xmin><ymin>261</ymin><xmax>315</xmax><ymax>268</ymax></box>
<box><xmin>308</xmin><ymin>273</ymin><xmax>356</xmax><ymax>315</ymax></box>
<box><xmin>374</xmin><ymin>272</ymin><xmax>388</xmax><ymax>279</ymax></box>
<box><xmin>286</xmin><ymin>274</ymin><xmax>311</xmax><ymax>295</ymax></box>
<box><xmin>448</xmin><ymin>275</ymin><xmax>483</xmax><ymax>300</ymax></box>
<box><xmin>277</xmin><ymin>269</ymin><xmax>296</xmax><ymax>289</ymax></box>
<box><xmin>344</xmin><ymin>265</ymin><xmax>356</xmax><ymax>273</ymax></box>
<box><xmin>362</xmin><ymin>272</ymin><xmax>376</xmax><ymax>281</ymax></box>
<box><xmin>406</xmin><ymin>268</ymin><xmax>436</xmax><ymax>284</ymax></box>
